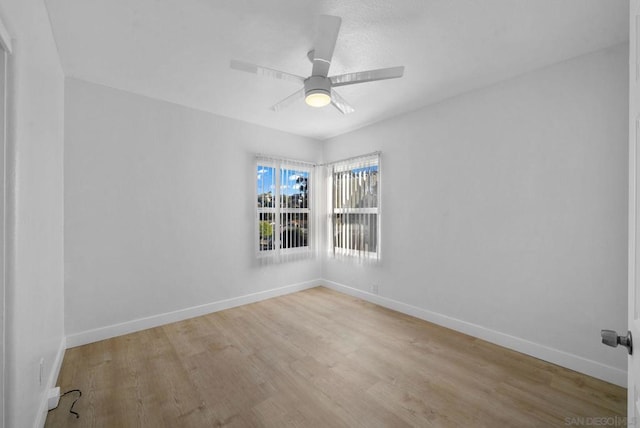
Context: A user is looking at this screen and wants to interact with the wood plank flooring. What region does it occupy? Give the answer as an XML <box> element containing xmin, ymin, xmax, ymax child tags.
<box><xmin>45</xmin><ymin>287</ymin><xmax>625</xmax><ymax>427</ymax></box>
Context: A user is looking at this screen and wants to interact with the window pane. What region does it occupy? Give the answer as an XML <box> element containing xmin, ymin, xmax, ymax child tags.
<box><xmin>334</xmin><ymin>165</ymin><xmax>378</xmax><ymax>209</ymax></box>
<box><xmin>258</xmin><ymin>212</ymin><xmax>275</xmax><ymax>251</ymax></box>
<box><xmin>256</xmin><ymin>159</ymin><xmax>312</xmax><ymax>259</ymax></box>
<box><xmin>280</xmin><ymin>168</ymin><xmax>309</xmax><ymax>209</ymax></box>
<box><xmin>257</xmin><ymin>165</ymin><xmax>276</xmax><ymax>208</ymax></box>
<box><xmin>333</xmin><ymin>213</ymin><xmax>377</xmax><ymax>252</ymax></box>
<box><xmin>281</xmin><ymin>213</ymin><xmax>308</xmax><ymax>249</ymax></box>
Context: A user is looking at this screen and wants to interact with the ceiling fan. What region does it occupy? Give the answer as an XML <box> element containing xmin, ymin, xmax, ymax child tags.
<box><xmin>230</xmin><ymin>15</ymin><xmax>405</xmax><ymax>114</ymax></box>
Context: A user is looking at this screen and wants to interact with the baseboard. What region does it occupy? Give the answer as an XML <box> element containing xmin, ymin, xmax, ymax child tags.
<box><xmin>34</xmin><ymin>336</ymin><xmax>66</xmax><ymax>428</ymax></box>
<box><xmin>63</xmin><ymin>277</ymin><xmax>626</xmax><ymax>387</ymax></box>
<box><xmin>66</xmin><ymin>279</ymin><xmax>322</xmax><ymax>348</ymax></box>
<box><xmin>322</xmin><ymin>280</ymin><xmax>627</xmax><ymax>388</ymax></box>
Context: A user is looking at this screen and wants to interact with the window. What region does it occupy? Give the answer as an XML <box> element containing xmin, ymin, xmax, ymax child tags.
<box><xmin>257</xmin><ymin>157</ymin><xmax>312</xmax><ymax>261</ymax></box>
<box><xmin>329</xmin><ymin>153</ymin><xmax>380</xmax><ymax>261</ymax></box>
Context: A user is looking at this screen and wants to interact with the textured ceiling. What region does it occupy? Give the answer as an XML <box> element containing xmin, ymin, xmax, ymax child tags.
<box><xmin>45</xmin><ymin>0</ymin><xmax>628</xmax><ymax>140</ymax></box>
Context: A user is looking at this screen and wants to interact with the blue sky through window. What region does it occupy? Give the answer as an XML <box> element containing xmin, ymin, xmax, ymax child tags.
<box><xmin>257</xmin><ymin>165</ymin><xmax>308</xmax><ymax>196</ymax></box>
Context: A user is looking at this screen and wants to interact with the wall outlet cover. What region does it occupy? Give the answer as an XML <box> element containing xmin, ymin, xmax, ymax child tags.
<box><xmin>47</xmin><ymin>386</ymin><xmax>60</xmax><ymax>411</ymax></box>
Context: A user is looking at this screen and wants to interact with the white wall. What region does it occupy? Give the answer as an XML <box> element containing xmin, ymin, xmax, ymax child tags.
<box><xmin>0</xmin><ymin>0</ymin><xmax>66</xmax><ymax>427</ymax></box>
<box><xmin>64</xmin><ymin>79</ymin><xmax>323</xmax><ymax>342</ymax></box>
<box><xmin>323</xmin><ymin>44</ymin><xmax>629</xmax><ymax>384</ymax></box>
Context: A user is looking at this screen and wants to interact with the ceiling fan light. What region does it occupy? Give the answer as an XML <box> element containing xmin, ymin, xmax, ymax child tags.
<box><xmin>305</xmin><ymin>90</ymin><xmax>331</xmax><ymax>108</ymax></box>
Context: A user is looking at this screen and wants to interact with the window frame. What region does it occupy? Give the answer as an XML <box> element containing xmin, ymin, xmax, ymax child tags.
<box><xmin>329</xmin><ymin>154</ymin><xmax>381</xmax><ymax>261</ymax></box>
<box><xmin>256</xmin><ymin>158</ymin><xmax>313</xmax><ymax>259</ymax></box>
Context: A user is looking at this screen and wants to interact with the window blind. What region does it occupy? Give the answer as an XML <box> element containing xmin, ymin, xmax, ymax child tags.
<box><xmin>326</xmin><ymin>152</ymin><xmax>381</xmax><ymax>263</ymax></box>
<box><xmin>256</xmin><ymin>155</ymin><xmax>315</xmax><ymax>264</ymax></box>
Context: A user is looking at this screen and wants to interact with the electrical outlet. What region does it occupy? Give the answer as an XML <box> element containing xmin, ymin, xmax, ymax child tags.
<box><xmin>39</xmin><ymin>358</ymin><xmax>44</xmax><ymax>386</ymax></box>
<box><xmin>371</xmin><ymin>283</ymin><xmax>379</xmax><ymax>294</ymax></box>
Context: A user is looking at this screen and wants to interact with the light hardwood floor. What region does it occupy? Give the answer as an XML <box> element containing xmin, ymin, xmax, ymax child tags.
<box><xmin>45</xmin><ymin>287</ymin><xmax>625</xmax><ymax>427</ymax></box>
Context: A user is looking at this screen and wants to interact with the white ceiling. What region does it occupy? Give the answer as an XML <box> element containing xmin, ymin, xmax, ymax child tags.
<box><xmin>44</xmin><ymin>0</ymin><xmax>628</xmax><ymax>140</ymax></box>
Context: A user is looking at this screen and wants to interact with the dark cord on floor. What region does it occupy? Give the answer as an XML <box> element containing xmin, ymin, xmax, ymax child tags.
<box><xmin>48</xmin><ymin>389</ymin><xmax>82</xmax><ymax>419</ymax></box>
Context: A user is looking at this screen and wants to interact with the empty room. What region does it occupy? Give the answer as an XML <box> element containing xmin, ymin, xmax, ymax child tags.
<box><xmin>0</xmin><ymin>0</ymin><xmax>637</xmax><ymax>427</ymax></box>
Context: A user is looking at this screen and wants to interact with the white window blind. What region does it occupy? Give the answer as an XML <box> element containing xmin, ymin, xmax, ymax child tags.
<box><xmin>327</xmin><ymin>152</ymin><xmax>381</xmax><ymax>263</ymax></box>
<box><xmin>256</xmin><ymin>155</ymin><xmax>314</xmax><ymax>264</ymax></box>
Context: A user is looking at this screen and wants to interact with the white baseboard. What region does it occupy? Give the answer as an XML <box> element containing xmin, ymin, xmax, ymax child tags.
<box><xmin>63</xmin><ymin>278</ymin><xmax>626</xmax><ymax>388</ymax></box>
<box><xmin>66</xmin><ymin>279</ymin><xmax>322</xmax><ymax>348</ymax></box>
<box><xmin>322</xmin><ymin>280</ymin><xmax>627</xmax><ymax>388</ymax></box>
<box><xmin>34</xmin><ymin>336</ymin><xmax>66</xmax><ymax>428</ymax></box>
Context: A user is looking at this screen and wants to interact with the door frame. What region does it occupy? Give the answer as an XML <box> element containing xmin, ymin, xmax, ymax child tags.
<box><xmin>630</xmin><ymin>92</ymin><xmax>636</xmax><ymax>428</ymax></box>
<box><xmin>0</xmin><ymin>14</ymin><xmax>11</xmax><ymax>428</ymax></box>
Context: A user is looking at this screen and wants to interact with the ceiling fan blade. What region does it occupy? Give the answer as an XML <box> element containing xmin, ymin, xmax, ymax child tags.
<box><xmin>230</xmin><ymin>60</ymin><xmax>305</xmax><ymax>84</ymax></box>
<box><xmin>330</xmin><ymin>89</ymin><xmax>355</xmax><ymax>115</ymax></box>
<box><xmin>311</xmin><ymin>15</ymin><xmax>342</xmax><ymax>77</ymax></box>
<box><xmin>271</xmin><ymin>88</ymin><xmax>305</xmax><ymax>112</ymax></box>
<box><xmin>330</xmin><ymin>66</ymin><xmax>405</xmax><ymax>87</ymax></box>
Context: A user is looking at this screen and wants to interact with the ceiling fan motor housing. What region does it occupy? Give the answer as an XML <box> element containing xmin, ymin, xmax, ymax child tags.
<box><xmin>304</xmin><ymin>76</ymin><xmax>331</xmax><ymax>98</ymax></box>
